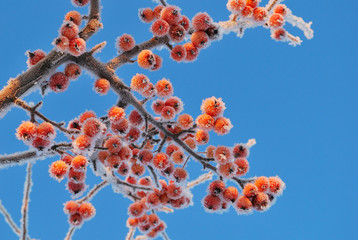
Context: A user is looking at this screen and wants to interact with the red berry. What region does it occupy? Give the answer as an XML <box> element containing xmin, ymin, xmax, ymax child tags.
<box><xmin>227</xmin><ymin>0</ymin><xmax>246</xmax><ymax>14</ymax></box>
<box><xmin>119</xmin><ymin>146</ymin><xmax>132</xmax><ymax>161</ymax></box>
<box><xmin>67</xmin><ymin>181</ymin><xmax>86</xmax><ymax>195</ymax></box>
<box><xmin>69</xmin><ymin>38</ymin><xmax>86</xmax><ymax>56</ymax></box>
<box><xmin>27</xmin><ymin>50</ymin><xmax>46</xmax><ymax>67</ymax></box>
<box><xmin>32</xmin><ymin>137</ymin><xmax>51</xmax><ymax>150</ymax></box>
<box><xmin>151</xmin><ymin>54</ymin><xmax>162</xmax><ymax>71</ymax></box>
<box><xmin>196</xmin><ymin>114</ymin><xmax>215</xmax><ymax>131</ymax></box>
<box><xmin>78</xmin><ymin>202</ymin><xmax>96</xmax><ymax>219</ymax></box>
<box><xmin>131</xmin><ymin>163</ymin><xmax>145</xmax><ymax>177</ymax></box>
<box><xmin>141</xmin><ymin>82</ymin><xmax>156</xmax><ymax>97</ymax></box>
<box><xmin>255</xmin><ymin>176</ymin><xmax>269</xmax><ymax>192</ymax></box>
<box><xmin>62</xmin><ymin>155</ymin><xmax>73</xmax><ymax>165</ymax></box>
<box><xmin>147</xmin><ymin>193</ymin><xmax>161</xmax><ymax>207</ymax></box>
<box><xmin>73</xmin><ymin>134</ymin><xmax>92</xmax><ymax>151</ymax></box>
<box><xmin>183</xmin><ymin>42</ymin><xmax>199</xmax><ymax>62</ymax></box>
<box><xmin>79</xmin><ymin>111</ymin><xmax>96</xmax><ymax>124</ymax></box>
<box><xmin>165</xmin><ymin>144</ymin><xmax>180</xmax><ymax>156</ymax></box>
<box><xmin>203</xmin><ymin>195</ymin><xmax>221</xmax><ymax>211</ymax></box>
<box><xmin>71</xmin><ymin>155</ymin><xmax>88</xmax><ymax>171</ymax></box>
<box><xmin>72</xmin><ymin>0</ymin><xmax>89</xmax><ymax>7</ymax></box>
<box><xmin>214</xmin><ymin>117</ymin><xmax>233</xmax><ymax>135</ymax></box>
<box><xmin>161</xmin><ymin>106</ymin><xmax>176</xmax><ymax>120</ymax></box>
<box><xmin>241</xmin><ymin>6</ymin><xmax>254</xmax><ymax>18</ymax></box>
<box><xmin>125</xmin><ymin>127</ymin><xmax>141</xmax><ymax>143</ymax></box>
<box><xmin>116</xmin><ymin>34</ymin><xmax>136</xmax><ymax>51</ymax></box>
<box><xmin>49</xmin><ymin>160</ymin><xmax>68</xmax><ymax>180</ymax></box>
<box><xmin>108</xmin><ymin>106</ymin><xmax>125</xmax><ymax>123</ymax></box>
<box><xmin>173</xmin><ymin>167</ymin><xmax>188</xmax><ymax>183</ymax></box>
<box><xmin>151</xmin><ymin>19</ymin><xmax>170</xmax><ymax>37</ymax></box>
<box><xmin>178</xmin><ymin>15</ymin><xmax>190</xmax><ymax>32</ymax></box>
<box><xmin>69</xmin><ymin>213</ymin><xmax>83</xmax><ymax>226</ymax></box>
<box><xmin>234</xmin><ymin>158</ymin><xmax>249</xmax><ymax>176</ymax></box>
<box><xmin>54</xmin><ymin>36</ymin><xmax>70</xmax><ymax>52</ymax></box>
<box><xmin>195</xmin><ymin>129</ymin><xmax>210</xmax><ymax>145</ymax></box>
<box><xmin>117</xmin><ymin>162</ymin><xmax>129</xmax><ymax>176</ymax></box>
<box><xmin>128</xmin><ymin>202</ymin><xmax>145</xmax><ymax>217</ymax></box>
<box><xmin>252</xmin><ymin>192</ymin><xmax>270</xmax><ymax>211</ymax></box>
<box><xmin>246</xmin><ymin>0</ymin><xmax>260</xmax><ymax>8</ymax></box>
<box><xmin>214</xmin><ymin>145</ymin><xmax>233</xmax><ymax>165</ymax></box>
<box><xmin>191</xmin><ymin>31</ymin><xmax>210</xmax><ymax>49</ymax></box>
<box><xmin>253</xmin><ymin>7</ymin><xmax>268</xmax><ymax>22</ymax></box>
<box><xmin>138</xmin><ymin>149</ymin><xmax>153</xmax><ymax>165</ymax></box>
<box><xmin>49</xmin><ymin>72</ymin><xmax>70</xmax><ymax>92</ymax></box>
<box><xmin>235</xmin><ymin>196</ymin><xmax>253</xmax><ymax>212</ymax></box>
<box><xmin>37</xmin><ymin>122</ymin><xmax>56</xmax><ymax>140</ymax></box>
<box><xmin>160</xmin><ymin>6</ymin><xmax>181</xmax><ymax>25</ymax></box>
<box><xmin>153</xmin><ymin>153</ymin><xmax>169</xmax><ymax>170</ymax></box>
<box><xmin>138</xmin><ymin>50</ymin><xmax>155</xmax><ymax>69</ymax></box>
<box><xmin>148</xmin><ymin>214</ymin><xmax>160</xmax><ymax>227</ymax></box>
<box><xmin>155</xmin><ymin>78</ymin><xmax>173</xmax><ymax>98</ymax></box>
<box><xmin>104</xmin><ymin>136</ymin><xmax>122</xmax><ymax>153</ymax></box>
<box><xmin>223</xmin><ymin>186</ymin><xmax>239</xmax><ymax>203</ymax></box>
<box><xmin>171</xmin><ymin>150</ymin><xmax>185</xmax><ymax>165</ymax></box>
<box><xmin>168</xmin><ymin>25</ymin><xmax>186</xmax><ymax>43</ymax></box>
<box><xmin>128</xmin><ymin>110</ymin><xmax>144</xmax><ymax>126</ymax></box>
<box><xmin>16</xmin><ymin>121</ymin><xmax>37</xmax><ymax>142</ymax></box>
<box><xmin>111</xmin><ymin>119</ymin><xmax>129</xmax><ymax>135</ymax></box>
<box><xmin>106</xmin><ymin>154</ymin><xmax>121</xmax><ymax>168</ymax></box>
<box><xmin>243</xmin><ymin>183</ymin><xmax>258</xmax><ymax>198</ymax></box>
<box><xmin>208</xmin><ymin>180</ymin><xmax>226</xmax><ymax>196</ymax></box>
<box><xmin>64</xmin><ymin>63</ymin><xmax>82</xmax><ymax>80</ymax></box>
<box><xmin>94</xmin><ymin>78</ymin><xmax>110</xmax><ymax>95</ymax></box>
<box><xmin>167</xmin><ymin>183</ymin><xmax>183</xmax><ymax>199</ymax></box>
<box><xmin>153</xmin><ymin>6</ymin><xmax>164</xmax><ymax>19</ymax></box>
<box><xmin>170</xmin><ymin>45</ymin><xmax>186</xmax><ymax>62</ymax></box>
<box><xmin>152</xmin><ymin>99</ymin><xmax>165</xmax><ymax>114</ymax></box>
<box><xmin>272</xmin><ymin>28</ymin><xmax>287</xmax><ymax>41</ymax></box>
<box><xmin>218</xmin><ymin>162</ymin><xmax>237</xmax><ymax>178</ymax></box>
<box><xmin>184</xmin><ymin>138</ymin><xmax>197</xmax><ymax>150</ymax></box>
<box><xmin>192</xmin><ymin>12</ymin><xmax>212</xmax><ymax>31</ymax></box>
<box><xmin>206</xmin><ymin>145</ymin><xmax>216</xmax><ymax>158</ymax></box>
<box><xmin>65</xmin><ymin>11</ymin><xmax>82</xmax><ymax>26</ymax></box>
<box><xmin>64</xmin><ymin>200</ymin><xmax>79</xmax><ymax>215</ymax></box>
<box><xmin>201</xmin><ymin>97</ymin><xmax>226</xmax><ymax>117</ymax></box>
<box><xmin>68</xmin><ymin>167</ymin><xmax>86</xmax><ymax>182</ymax></box>
<box><xmin>139</xmin><ymin>8</ymin><xmax>155</xmax><ymax>23</ymax></box>
<box><xmin>61</xmin><ymin>22</ymin><xmax>79</xmax><ymax>40</ymax></box>
<box><xmin>273</xmin><ymin>4</ymin><xmax>288</xmax><ymax>16</ymax></box>
<box><xmin>269</xmin><ymin>13</ymin><xmax>285</xmax><ymax>28</ymax></box>
<box><xmin>233</xmin><ymin>144</ymin><xmax>250</xmax><ymax>158</ymax></box>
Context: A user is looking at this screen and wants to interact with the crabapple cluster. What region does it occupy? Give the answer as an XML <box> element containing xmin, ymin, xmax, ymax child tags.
<box><xmin>53</xmin><ymin>10</ymin><xmax>86</xmax><ymax>56</ymax></box>
<box><xmin>64</xmin><ymin>201</ymin><xmax>96</xmax><ymax>227</ymax></box>
<box><xmin>47</xmin><ymin>62</ymin><xmax>82</xmax><ymax>93</ymax></box>
<box><xmin>16</xmin><ymin>121</ymin><xmax>56</xmax><ymax>150</ymax></box>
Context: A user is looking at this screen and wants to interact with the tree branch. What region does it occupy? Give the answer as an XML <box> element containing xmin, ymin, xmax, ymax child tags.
<box><xmin>77</xmin><ymin>180</ymin><xmax>108</xmax><ymax>204</ymax></box>
<box><xmin>21</xmin><ymin>163</ymin><xmax>32</xmax><ymax>240</ymax></box>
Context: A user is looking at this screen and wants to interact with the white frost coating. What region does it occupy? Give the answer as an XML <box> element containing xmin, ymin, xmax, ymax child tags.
<box><xmin>286</xmin><ymin>13</ymin><xmax>314</xmax><ymax>39</ymax></box>
<box><xmin>218</xmin><ymin>17</ymin><xmax>256</xmax><ymax>38</ymax></box>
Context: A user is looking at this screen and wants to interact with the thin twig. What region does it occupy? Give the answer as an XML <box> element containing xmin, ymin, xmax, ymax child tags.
<box><xmin>161</xmin><ymin>231</ymin><xmax>170</xmax><ymax>240</ymax></box>
<box><xmin>159</xmin><ymin>0</ymin><xmax>167</xmax><ymax>7</ymax></box>
<box><xmin>0</xmin><ymin>200</ymin><xmax>20</xmax><ymax>236</ymax></box>
<box><xmin>21</xmin><ymin>163</ymin><xmax>32</xmax><ymax>240</ymax></box>
<box><xmin>77</xmin><ymin>180</ymin><xmax>108</xmax><ymax>204</ymax></box>
<box><xmin>90</xmin><ymin>41</ymin><xmax>107</xmax><ymax>55</ymax></box>
<box><xmin>125</xmin><ymin>227</ymin><xmax>135</xmax><ymax>240</ymax></box>
<box><xmin>148</xmin><ymin>165</ymin><xmax>160</xmax><ymax>188</ymax></box>
<box><xmin>64</xmin><ymin>226</ymin><xmax>76</xmax><ymax>240</ymax></box>
<box><xmin>187</xmin><ymin>172</ymin><xmax>214</xmax><ymax>189</ymax></box>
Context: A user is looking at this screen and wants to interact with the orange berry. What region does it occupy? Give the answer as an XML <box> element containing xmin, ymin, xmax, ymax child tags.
<box><xmin>131</xmin><ymin>73</ymin><xmax>150</xmax><ymax>93</ymax></box>
<box><xmin>16</xmin><ymin>121</ymin><xmax>37</xmax><ymax>142</ymax></box>
<box><xmin>191</xmin><ymin>31</ymin><xmax>209</xmax><ymax>49</ymax></box>
<box><xmin>233</xmin><ymin>144</ymin><xmax>250</xmax><ymax>158</ymax></box>
<box><xmin>142</xmin><ymin>82</ymin><xmax>156</xmax><ymax>98</ymax></box>
<box><xmin>68</xmin><ymin>38</ymin><xmax>86</xmax><ymax>56</ymax></box>
<box><xmin>269</xmin><ymin>13</ymin><xmax>285</xmax><ymax>28</ymax></box>
<box><xmin>71</xmin><ymin>155</ymin><xmax>88</xmax><ymax>171</ymax></box>
<box><xmin>173</xmin><ymin>167</ymin><xmax>188</xmax><ymax>183</ymax></box>
<box><xmin>208</xmin><ymin>180</ymin><xmax>225</xmax><ymax>196</ymax></box>
<box><xmin>64</xmin><ymin>63</ymin><xmax>81</xmax><ymax>80</ymax></box>
<box><xmin>139</xmin><ymin>8</ymin><xmax>155</xmax><ymax>23</ymax></box>
<box><xmin>214</xmin><ymin>146</ymin><xmax>232</xmax><ymax>164</ymax></box>
<box><xmin>269</xmin><ymin>176</ymin><xmax>285</xmax><ymax>195</ymax></box>
<box><xmin>147</xmin><ymin>192</ymin><xmax>161</xmax><ymax>207</ymax></box>
<box><xmin>252</xmin><ymin>192</ymin><xmax>270</xmax><ymax>211</ymax></box>
<box><xmin>94</xmin><ymin>78</ymin><xmax>110</xmax><ymax>95</ymax></box>
<box><xmin>255</xmin><ymin>176</ymin><xmax>269</xmax><ymax>192</ymax></box>
<box><xmin>153</xmin><ymin>153</ymin><xmax>169</xmax><ymax>170</ymax></box>
<box><xmin>116</xmin><ymin>34</ymin><xmax>135</xmax><ymax>51</ymax></box>
<box><xmin>64</xmin><ymin>200</ymin><xmax>79</xmax><ymax>215</ymax></box>
<box><xmin>138</xmin><ymin>177</ymin><xmax>152</xmax><ymax>186</ymax></box>
<box><xmin>126</xmin><ymin>175</ymin><xmax>137</xmax><ymax>185</ymax></box>
<box><xmin>49</xmin><ymin>160</ymin><xmax>68</xmax><ymax>180</ymax></box>
<box><xmin>138</xmin><ymin>50</ymin><xmax>155</xmax><ymax>69</ymax></box>
<box><xmin>218</xmin><ymin>162</ymin><xmax>237</xmax><ymax>178</ymax></box>
<box><xmin>183</xmin><ymin>42</ymin><xmax>199</xmax><ymax>62</ymax></box>
<box><xmin>227</xmin><ymin>0</ymin><xmax>246</xmax><ymax>14</ymax></box>
<box><xmin>73</xmin><ymin>134</ymin><xmax>92</xmax><ymax>151</ymax></box>
<box><xmin>108</xmin><ymin>106</ymin><xmax>125</xmax><ymax>123</ymax></box>
<box><xmin>69</xmin><ymin>213</ymin><xmax>83</xmax><ymax>226</ymax></box>
<box><xmin>151</xmin><ymin>19</ymin><xmax>170</xmax><ymax>37</ymax></box>
<box><xmin>243</xmin><ymin>183</ymin><xmax>258</xmax><ymax>198</ymax></box>
<box><xmin>171</xmin><ymin>150</ymin><xmax>185</xmax><ymax>164</ymax></box>
<box><xmin>253</xmin><ymin>7</ymin><xmax>268</xmax><ymax>22</ymax></box>
<box><xmin>65</xmin><ymin>11</ymin><xmax>82</xmax><ymax>26</ymax></box>
<box><xmin>125</xmin><ymin>127</ymin><xmax>141</xmax><ymax>143</ymax></box>
<box><xmin>153</xmin><ymin>5</ymin><xmax>164</xmax><ymax>19</ymax></box>
<box><xmin>61</xmin><ymin>22</ymin><xmax>78</xmax><ymax>40</ymax></box>
<box><xmin>195</xmin><ymin>129</ymin><xmax>210</xmax><ymax>145</ymax></box>
<box><xmin>170</xmin><ymin>45</ymin><xmax>187</xmax><ymax>62</ymax></box>
<box><xmin>151</xmin><ymin>54</ymin><xmax>162</xmax><ymax>71</ymax></box>
<box><xmin>82</xmin><ymin>118</ymin><xmax>103</xmax><ymax>138</ymax></box>
<box><xmin>274</xmin><ymin>4</ymin><xmax>288</xmax><ymax>16</ymax></box>
<box><xmin>79</xmin><ymin>111</ymin><xmax>96</xmax><ymax>124</ymax></box>
<box><xmin>206</xmin><ymin>145</ymin><xmax>216</xmax><ymax>158</ymax></box>
<box><xmin>201</xmin><ymin>97</ymin><xmax>226</xmax><ymax>117</ymax></box>
<box><xmin>234</xmin><ymin>158</ymin><xmax>249</xmax><ymax>176</ymax></box>
<box><xmin>54</xmin><ymin>36</ymin><xmax>69</xmax><ymax>52</ymax></box>
<box><xmin>223</xmin><ymin>186</ymin><xmax>239</xmax><ymax>203</ymax></box>
<box><xmin>235</xmin><ymin>196</ymin><xmax>253</xmax><ymax>212</ymax></box>
<box><xmin>127</xmin><ymin>218</ymin><xmax>139</xmax><ymax>228</ymax></box>
<box><xmin>128</xmin><ymin>202</ymin><xmax>145</xmax><ymax>217</ymax></box>
<box><xmin>68</xmin><ymin>167</ymin><xmax>86</xmax><ymax>182</ymax></box>
<box><xmin>155</xmin><ymin>78</ymin><xmax>173</xmax><ymax>98</ymax></box>
<box><xmin>78</xmin><ymin>202</ymin><xmax>96</xmax><ymax>219</ymax></box>
<box><xmin>161</xmin><ymin>6</ymin><xmax>181</xmax><ymax>25</ymax></box>
<box><xmin>177</xmin><ymin>114</ymin><xmax>194</xmax><ymax>130</ymax></box>
<box><xmin>241</xmin><ymin>6</ymin><xmax>253</xmax><ymax>18</ymax></box>
<box><xmin>203</xmin><ymin>195</ymin><xmax>221</xmax><ymax>211</ymax></box>
<box><xmin>246</xmin><ymin>0</ymin><xmax>260</xmax><ymax>8</ymax></box>
<box><xmin>111</xmin><ymin>119</ymin><xmax>129</xmax><ymax>136</ymax></box>
<box><xmin>192</xmin><ymin>12</ymin><xmax>212</xmax><ymax>31</ymax></box>
<box><xmin>61</xmin><ymin>155</ymin><xmax>73</xmax><ymax>165</ymax></box>
<box><xmin>196</xmin><ymin>114</ymin><xmax>215</xmax><ymax>131</ymax></box>
<box><xmin>148</xmin><ymin>214</ymin><xmax>160</xmax><ymax>227</ymax></box>
<box><xmin>214</xmin><ymin>117</ymin><xmax>233</xmax><ymax>135</ymax></box>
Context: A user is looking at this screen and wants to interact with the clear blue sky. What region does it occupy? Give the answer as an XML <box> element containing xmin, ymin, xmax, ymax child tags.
<box><xmin>0</xmin><ymin>0</ymin><xmax>357</xmax><ymax>239</ymax></box>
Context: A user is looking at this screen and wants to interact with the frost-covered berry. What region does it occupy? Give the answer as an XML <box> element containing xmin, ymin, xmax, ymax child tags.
<box><xmin>65</xmin><ymin>11</ymin><xmax>82</xmax><ymax>26</ymax></box>
<box><xmin>117</xmin><ymin>162</ymin><xmax>129</xmax><ymax>176</ymax></box>
<box><xmin>153</xmin><ymin>153</ymin><xmax>169</xmax><ymax>170</ymax></box>
<box><xmin>233</xmin><ymin>144</ymin><xmax>250</xmax><ymax>158</ymax></box>
<box><xmin>67</xmin><ymin>181</ymin><xmax>86</xmax><ymax>195</ymax></box>
<box><xmin>54</xmin><ymin>36</ymin><xmax>70</xmax><ymax>52</ymax></box>
<box><xmin>271</xmin><ymin>28</ymin><xmax>287</xmax><ymax>41</ymax></box>
<box><xmin>235</xmin><ymin>196</ymin><xmax>253</xmax><ymax>212</ymax></box>
<box><xmin>177</xmin><ymin>114</ymin><xmax>194</xmax><ymax>130</ymax></box>
<box><xmin>72</xmin><ymin>0</ymin><xmax>89</xmax><ymax>7</ymax></box>
<box><xmin>49</xmin><ymin>72</ymin><xmax>70</xmax><ymax>92</ymax></box>
<box><xmin>155</xmin><ymin>78</ymin><xmax>173</xmax><ymax>98</ymax></box>
<box><xmin>106</xmin><ymin>154</ymin><xmax>121</xmax><ymax>168</ymax></box>
<box><xmin>94</xmin><ymin>78</ymin><xmax>110</xmax><ymax>95</ymax></box>
<box><xmin>269</xmin><ymin>13</ymin><xmax>285</xmax><ymax>28</ymax></box>
<box><xmin>196</xmin><ymin>114</ymin><xmax>215</xmax><ymax>131</ymax></box>
<box><xmin>161</xmin><ymin>106</ymin><xmax>176</xmax><ymax>120</ymax></box>
<box><xmin>208</xmin><ymin>180</ymin><xmax>226</xmax><ymax>196</ymax></box>
<box><xmin>82</xmin><ymin>118</ymin><xmax>103</xmax><ymax>137</ymax></box>
<box><xmin>234</xmin><ymin>158</ymin><xmax>249</xmax><ymax>176</ymax></box>
<box><xmin>206</xmin><ymin>145</ymin><xmax>216</xmax><ymax>158</ymax></box>
<box><xmin>178</xmin><ymin>15</ymin><xmax>190</xmax><ymax>32</ymax></box>
<box><xmin>223</xmin><ymin>186</ymin><xmax>239</xmax><ymax>203</ymax></box>
<box><xmin>192</xmin><ymin>12</ymin><xmax>212</xmax><ymax>31</ymax></box>
<box><xmin>108</xmin><ymin>106</ymin><xmax>125</xmax><ymax>123</ymax></box>
<box><xmin>116</xmin><ymin>34</ymin><xmax>136</xmax><ymax>51</ymax></box>
<box><xmin>227</xmin><ymin>0</ymin><xmax>246</xmax><ymax>14</ymax></box>
<box><xmin>252</xmin><ymin>192</ymin><xmax>270</xmax><ymax>211</ymax></box>
<box><xmin>128</xmin><ymin>202</ymin><xmax>145</xmax><ymax>217</ymax></box>
<box><xmin>255</xmin><ymin>176</ymin><xmax>269</xmax><ymax>192</ymax></box>
<box><xmin>171</xmin><ymin>150</ymin><xmax>185</xmax><ymax>164</ymax></box>
<box><xmin>27</xmin><ymin>50</ymin><xmax>46</xmax><ymax>67</ymax></box>
<box><xmin>61</xmin><ymin>22</ymin><xmax>79</xmax><ymax>40</ymax></box>
<box><xmin>79</xmin><ymin>111</ymin><xmax>96</xmax><ymax>124</ymax></box>
<box><xmin>78</xmin><ymin>202</ymin><xmax>96</xmax><ymax>219</ymax></box>
<box><xmin>32</xmin><ymin>137</ymin><xmax>51</xmax><ymax>150</ymax></box>
<box><xmin>37</xmin><ymin>122</ymin><xmax>56</xmax><ymax>140</ymax></box>
<box><xmin>131</xmin><ymin>163</ymin><xmax>145</xmax><ymax>176</ymax></box>
<box><xmin>246</xmin><ymin>0</ymin><xmax>260</xmax><ymax>8</ymax></box>
<box><xmin>64</xmin><ymin>63</ymin><xmax>82</xmax><ymax>80</ymax></box>
<box><xmin>16</xmin><ymin>121</ymin><xmax>37</xmax><ymax>142</ymax></box>
<box><xmin>64</xmin><ymin>201</ymin><xmax>79</xmax><ymax>215</ymax></box>
<box><xmin>125</xmin><ymin>127</ymin><xmax>141</xmax><ymax>143</ymax></box>
<box><xmin>269</xmin><ymin>176</ymin><xmax>285</xmax><ymax>195</ymax></box>
<box><xmin>73</xmin><ymin>134</ymin><xmax>92</xmax><ymax>151</ymax></box>
<box><xmin>214</xmin><ymin>117</ymin><xmax>233</xmax><ymax>135</ymax></box>
<box><xmin>160</xmin><ymin>6</ymin><xmax>181</xmax><ymax>25</ymax></box>
<box><xmin>138</xmin><ymin>150</ymin><xmax>153</xmax><ymax>165</ymax></box>
<box><xmin>165</xmin><ymin>144</ymin><xmax>180</xmax><ymax>157</ymax></box>
<box><xmin>183</xmin><ymin>42</ymin><xmax>199</xmax><ymax>62</ymax></box>
<box><xmin>184</xmin><ymin>137</ymin><xmax>197</xmax><ymax>150</ymax></box>
<box><xmin>243</xmin><ymin>183</ymin><xmax>258</xmax><ymax>198</ymax></box>
<box><xmin>138</xmin><ymin>50</ymin><xmax>155</xmax><ymax>69</ymax></box>
<box><xmin>218</xmin><ymin>162</ymin><xmax>237</xmax><ymax>178</ymax></box>
<box><xmin>104</xmin><ymin>136</ymin><xmax>122</xmax><ymax>154</ymax></box>
<box><xmin>71</xmin><ymin>155</ymin><xmax>88</xmax><ymax>171</ymax></box>
<box><xmin>195</xmin><ymin>129</ymin><xmax>209</xmax><ymax>145</ymax></box>
<box><xmin>62</xmin><ymin>155</ymin><xmax>73</xmax><ymax>165</ymax></box>
<box><xmin>148</xmin><ymin>214</ymin><xmax>160</xmax><ymax>227</ymax></box>
<box><xmin>151</xmin><ymin>54</ymin><xmax>162</xmax><ymax>71</ymax></box>
<box><xmin>147</xmin><ymin>193</ymin><xmax>161</xmax><ymax>207</ymax></box>
<box><xmin>206</xmin><ymin>24</ymin><xmax>221</xmax><ymax>41</ymax></box>
<box><xmin>274</xmin><ymin>4</ymin><xmax>287</xmax><ymax>16</ymax></box>
<box><xmin>111</xmin><ymin>119</ymin><xmax>129</xmax><ymax>136</ymax></box>
<box><xmin>131</xmin><ymin>73</ymin><xmax>150</xmax><ymax>93</ymax></box>
<box><xmin>153</xmin><ymin>5</ymin><xmax>164</xmax><ymax>19</ymax></box>
<box><xmin>253</xmin><ymin>7</ymin><xmax>268</xmax><ymax>22</ymax></box>
<box><xmin>49</xmin><ymin>160</ymin><xmax>68</xmax><ymax>180</ymax></box>
<box><xmin>151</xmin><ymin>19</ymin><xmax>170</xmax><ymax>37</ymax></box>
<box><xmin>69</xmin><ymin>213</ymin><xmax>83</xmax><ymax>226</ymax></box>
<box><xmin>152</xmin><ymin>99</ymin><xmax>165</xmax><ymax>114</ymax></box>
<box><xmin>168</xmin><ymin>25</ymin><xmax>186</xmax><ymax>43</ymax></box>
<box><xmin>170</xmin><ymin>45</ymin><xmax>186</xmax><ymax>62</ymax></box>
<box><xmin>191</xmin><ymin>31</ymin><xmax>210</xmax><ymax>49</ymax></box>
<box><xmin>69</xmin><ymin>38</ymin><xmax>86</xmax><ymax>56</ymax></box>
<box><xmin>201</xmin><ymin>97</ymin><xmax>225</xmax><ymax>117</ymax></box>
<box><xmin>203</xmin><ymin>195</ymin><xmax>221</xmax><ymax>211</ymax></box>
<box><xmin>167</xmin><ymin>183</ymin><xmax>183</xmax><ymax>199</ymax></box>
<box><xmin>139</xmin><ymin>8</ymin><xmax>155</xmax><ymax>23</ymax></box>
<box><xmin>173</xmin><ymin>167</ymin><xmax>188</xmax><ymax>183</ymax></box>
<box><xmin>241</xmin><ymin>6</ymin><xmax>253</xmax><ymax>18</ymax></box>
<box><xmin>142</xmin><ymin>82</ymin><xmax>155</xmax><ymax>97</ymax></box>
<box><xmin>129</xmin><ymin>110</ymin><xmax>144</xmax><ymax>126</ymax></box>
<box><xmin>68</xmin><ymin>167</ymin><xmax>86</xmax><ymax>182</ymax></box>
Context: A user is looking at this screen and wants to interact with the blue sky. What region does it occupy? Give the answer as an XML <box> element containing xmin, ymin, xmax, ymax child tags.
<box><xmin>0</xmin><ymin>0</ymin><xmax>357</xmax><ymax>239</ymax></box>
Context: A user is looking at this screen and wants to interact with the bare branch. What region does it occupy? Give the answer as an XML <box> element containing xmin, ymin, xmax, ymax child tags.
<box><xmin>162</xmin><ymin>232</ymin><xmax>170</xmax><ymax>240</ymax></box>
<box><xmin>0</xmin><ymin>150</ymin><xmax>54</xmax><ymax>169</ymax></box>
<box><xmin>187</xmin><ymin>172</ymin><xmax>214</xmax><ymax>189</ymax></box>
<box><xmin>21</xmin><ymin>163</ymin><xmax>32</xmax><ymax>240</ymax></box>
<box><xmin>0</xmin><ymin>200</ymin><xmax>21</xmax><ymax>235</ymax></box>
<box><xmin>77</xmin><ymin>180</ymin><xmax>108</xmax><ymax>204</ymax></box>
<box><xmin>125</xmin><ymin>227</ymin><xmax>135</xmax><ymax>240</ymax></box>
<box><xmin>148</xmin><ymin>165</ymin><xmax>160</xmax><ymax>188</ymax></box>
<box><xmin>64</xmin><ymin>226</ymin><xmax>76</xmax><ymax>240</ymax></box>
